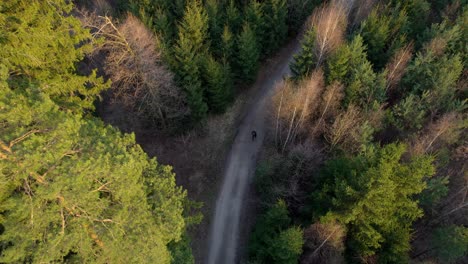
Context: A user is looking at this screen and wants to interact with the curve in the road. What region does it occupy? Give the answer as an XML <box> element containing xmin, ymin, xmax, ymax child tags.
<box><xmin>206</xmin><ymin>38</ymin><xmax>302</xmax><ymax>264</ymax></box>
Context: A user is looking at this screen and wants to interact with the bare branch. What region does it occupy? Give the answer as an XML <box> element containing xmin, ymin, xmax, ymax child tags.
<box><xmin>385</xmin><ymin>43</ymin><xmax>413</xmax><ymax>92</ymax></box>
<box><xmin>309</xmin><ymin>1</ymin><xmax>347</xmax><ymax>67</ymax></box>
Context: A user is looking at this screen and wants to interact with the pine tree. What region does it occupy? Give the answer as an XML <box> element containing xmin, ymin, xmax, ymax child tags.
<box><xmin>245</xmin><ymin>1</ymin><xmax>266</xmax><ymax>54</ymax></box>
<box><xmin>202</xmin><ymin>56</ymin><xmax>233</xmax><ymax>113</ymax></box>
<box><xmin>225</xmin><ymin>0</ymin><xmax>242</xmax><ymax>34</ymax></box>
<box><xmin>263</xmin><ymin>0</ymin><xmax>288</xmax><ymax>54</ymax></box>
<box><xmin>221</xmin><ymin>25</ymin><xmax>235</xmax><ymax>61</ymax></box>
<box><xmin>0</xmin><ymin>0</ymin><xmax>108</xmax><ymax>112</ymax></box>
<box><xmin>325</xmin><ymin>34</ymin><xmax>367</xmax><ymax>87</ymax></box>
<box><xmin>237</xmin><ymin>23</ymin><xmax>260</xmax><ymax>82</ymax></box>
<box><xmin>314</xmin><ymin>143</ymin><xmax>435</xmax><ymax>261</ymax></box>
<box><xmin>270</xmin><ymin>227</ymin><xmax>304</xmax><ymax>264</ymax></box>
<box><xmin>391</xmin><ymin>93</ymin><xmax>428</xmax><ymax>131</ymax></box>
<box><xmin>403</xmin><ymin>51</ymin><xmax>463</xmax><ymax>113</ymax></box>
<box><xmin>405</xmin><ymin>0</ymin><xmax>431</xmax><ymax>41</ymax></box>
<box><xmin>248</xmin><ymin>200</ymin><xmax>293</xmax><ymax>263</ymax></box>
<box><xmin>0</xmin><ymin>84</ymin><xmax>187</xmax><ymax>263</ymax></box>
<box><xmin>326</xmin><ymin>44</ymin><xmax>351</xmax><ymax>85</ymax></box>
<box><xmin>290</xmin><ymin>28</ymin><xmax>316</xmax><ymax>79</ymax></box>
<box><xmin>335</xmin><ymin>35</ymin><xmax>386</xmax><ymax>108</ymax></box>
<box><xmin>431</xmin><ymin>225</ymin><xmax>468</xmax><ymax>263</ymax></box>
<box><xmin>346</xmin><ymin>60</ymin><xmax>386</xmax><ymax>108</ymax></box>
<box><xmin>359</xmin><ymin>8</ymin><xmax>392</xmax><ymax>69</ymax></box>
<box><xmin>173</xmin><ymin>0</ymin><xmax>209</xmax><ymax>122</ymax></box>
<box><xmin>206</xmin><ymin>0</ymin><xmax>224</xmax><ymax>57</ymax></box>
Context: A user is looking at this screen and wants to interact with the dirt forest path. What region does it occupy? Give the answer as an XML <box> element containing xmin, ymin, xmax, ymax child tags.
<box><xmin>206</xmin><ymin>37</ymin><xmax>302</xmax><ymax>264</ymax></box>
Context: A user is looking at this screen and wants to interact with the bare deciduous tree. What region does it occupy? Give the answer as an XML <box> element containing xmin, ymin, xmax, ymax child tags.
<box><xmin>301</xmin><ymin>220</ymin><xmax>345</xmax><ymax>264</ymax></box>
<box><xmin>424</xmin><ymin>36</ymin><xmax>448</xmax><ymax>57</ymax></box>
<box><xmin>80</xmin><ymin>11</ymin><xmax>189</xmax><ymax>129</ymax></box>
<box><xmin>311</xmin><ymin>82</ymin><xmax>345</xmax><ymax>137</ymax></box>
<box><xmin>309</xmin><ymin>1</ymin><xmax>347</xmax><ymax>67</ymax></box>
<box><xmin>385</xmin><ymin>43</ymin><xmax>413</xmax><ymax>93</ymax></box>
<box><xmin>350</xmin><ymin>0</ymin><xmax>376</xmax><ymax>28</ymax></box>
<box><xmin>410</xmin><ymin>112</ymin><xmax>463</xmax><ymax>156</ymax></box>
<box><xmin>272</xmin><ymin>70</ymin><xmax>325</xmax><ymax>152</ymax></box>
<box><xmin>324</xmin><ymin>104</ymin><xmax>362</xmax><ymax>150</ymax></box>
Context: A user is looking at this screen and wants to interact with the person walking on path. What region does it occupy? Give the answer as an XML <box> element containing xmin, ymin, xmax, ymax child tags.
<box><xmin>251</xmin><ymin>130</ymin><xmax>257</xmax><ymax>141</ymax></box>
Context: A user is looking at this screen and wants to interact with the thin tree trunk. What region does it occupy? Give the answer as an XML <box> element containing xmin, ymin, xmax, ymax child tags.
<box><xmin>275</xmin><ymin>90</ymin><xmax>284</xmax><ymax>149</ymax></box>
<box><xmin>290</xmin><ymin>91</ymin><xmax>311</xmax><ymax>142</ymax></box>
<box><xmin>282</xmin><ymin>107</ymin><xmax>298</xmax><ymax>153</ymax></box>
<box><xmin>311</xmin><ymin>227</ymin><xmax>339</xmax><ymax>256</ymax></box>
<box><xmin>312</xmin><ymin>87</ymin><xmax>335</xmax><ymax>135</ymax></box>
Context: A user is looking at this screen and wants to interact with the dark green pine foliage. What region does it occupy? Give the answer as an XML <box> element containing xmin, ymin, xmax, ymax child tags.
<box><xmin>205</xmin><ymin>0</ymin><xmax>224</xmax><ymax>57</ymax></box>
<box><xmin>286</xmin><ymin>0</ymin><xmax>318</xmax><ymax>35</ymax></box>
<box><xmin>263</xmin><ymin>0</ymin><xmax>288</xmax><ymax>54</ymax></box>
<box><xmin>391</xmin><ymin>93</ymin><xmax>429</xmax><ymax>131</ymax></box>
<box><xmin>221</xmin><ymin>25</ymin><xmax>235</xmax><ymax>61</ymax></box>
<box><xmin>237</xmin><ymin>23</ymin><xmax>260</xmax><ymax>82</ymax></box>
<box><xmin>225</xmin><ymin>0</ymin><xmax>242</xmax><ymax>34</ymax></box>
<box><xmin>402</xmin><ymin>51</ymin><xmax>463</xmax><ymax>113</ymax></box>
<box><xmin>202</xmin><ymin>56</ymin><xmax>233</xmax><ymax>113</ymax></box>
<box><xmin>326</xmin><ymin>35</ymin><xmax>366</xmax><ymax>88</ymax></box>
<box><xmin>290</xmin><ymin>28</ymin><xmax>316</xmax><ymax>79</ymax></box>
<box><xmin>418</xmin><ymin>176</ymin><xmax>449</xmax><ymax>210</ymax></box>
<box><xmin>314</xmin><ymin>143</ymin><xmax>435</xmax><ymax>262</ymax></box>
<box><xmin>359</xmin><ymin>5</ymin><xmax>412</xmax><ymax>70</ymax></box>
<box><xmin>173</xmin><ymin>0</ymin><xmax>209</xmax><ymax>123</ymax></box>
<box><xmin>168</xmin><ymin>234</ymin><xmax>195</xmax><ymax>264</ymax></box>
<box><xmin>249</xmin><ymin>200</ymin><xmax>304</xmax><ymax>264</ymax></box>
<box><xmin>390</xmin><ymin>0</ymin><xmax>430</xmax><ymax>43</ymax></box>
<box><xmin>326</xmin><ymin>43</ymin><xmax>351</xmax><ymax>85</ymax></box>
<box><xmin>405</xmin><ymin>0</ymin><xmax>431</xmax><ymax>42</ymax></box>
<box><xmin>431</xmin><ymin>225</ymin><xmax>468</xmax><ymax>263</ymax></box>
<box><xmin>329</xmin><ymin>35</ymin><xmax>386</xmax><ymax>108</ymax></box>
<box><xmin>346</xmin><ymin>59</ymin><xmax>386</xmax><ymax>109</ymax></box>
<box><xmin>419</xmin><ymin>12</ymin><xmax>466</xmax><ymax>59</ymax></box>
<box><xmin>359</xmin><ymin>8</ymin><xmax>392</xmax><ymax>69</ymax></box>
<box><xmin>245</xmin><ymin>1</ymin><xmax>266</xmax><ymax>54</ymax></box>
<box><xmin>128</xmin><ymin>0</ymin><xmax>185</xmax><ymax>45</ymax></box>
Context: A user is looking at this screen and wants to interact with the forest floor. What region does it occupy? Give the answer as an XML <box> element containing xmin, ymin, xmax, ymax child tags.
<box><xmin>97</xmin><ymin>36</ymin><xmax>301</xmax><ymax>263</ymax></box>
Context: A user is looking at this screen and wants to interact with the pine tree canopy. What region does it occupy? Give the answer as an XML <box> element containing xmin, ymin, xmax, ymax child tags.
<box><xmin>0</xmin><ymin>1</ymin><xmax>187</xmax><ymax>262</ymax></box>
<box><xmin>0</xmin><ymin>84</ymin><xmax>187</xmax><ymax>263</ymax></box>
<box><xmin>315</xmin><ymin>143</ymin><xmax>435</xmax><ymax>260</ymax></box>
<box><xmin>0</xmin><ymin>0</ymin><xmax>109</xmax><ymax>112</ymax></box>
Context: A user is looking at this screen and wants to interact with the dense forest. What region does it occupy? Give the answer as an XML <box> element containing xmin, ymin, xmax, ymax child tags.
<box><xmin>0</xmin><ymin>0</ymin><xmax>467</xmax><ymax>263</ymax></box>
<box><xmin>0</xmin><ymin>0</ymin><xmax>313</xmax><ymax>262</ymax></box>
<box><xmin>250</xmin><ymin>0</ymin><xmax>467</xmax><ymax>263</ymax></box>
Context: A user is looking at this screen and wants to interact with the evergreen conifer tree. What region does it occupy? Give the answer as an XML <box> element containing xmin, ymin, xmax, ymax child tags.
<box><xmin>173</xmin><ymin>0</ymin><xmax>209</xmax><ymax>122</ymax></box>
<box><xmin>431</xmin><ymin>225</ymin><xmax>468</xmax><ymax>263</ymax></box>
<box><xmin>226</xmin><ymin>0</ymin><xmax>242</xmax><ymax>34</ymax></box>
<box><xmin>237</xmin><ymin>23</ymin><xmax>260</xmax><ymax>82</ymax></box>
<box><xmin>206</xmin><ymin>0</ymin><xmax>224</xmax><ymax>57</ymax></box>
<box><xmin>290</xmin><ymin>28</ymin><xmax>316</xmax><ymax>79</ymax></box>
<box><xmin>359</xmin><ymin>9</ymin><xmax>392</xmax><ymax>69</ymax></box>
<box><xmin>326</xmin><ymin>44</ymin><xmax>351</xmax><ymax>85</ymax></box>
<box><xmin>245</xmin><ymin>1</ymin><xmax>266</xmax><ymax>54</ymax></box>
<box><xmin>263</xmin><ymin>0</ymin><xmax>288</xmax><ymax>54</ymax></box>
<box><xmin>314</xmin><ymin>143</ymin><xmax>435</xmax><ymax>261</ymax></box>
<box><xmin>0</xmin><ymin>79</ymin><xmax>187</xmax><ymax>264</ymax></box>
<box><xmin>403</xmin><ymin>51</ymin><xmax>463</xmax><ymax>113</ymax></box>
<box><xmin>202</xmin><ymin>56</ymin><xmax>233</xmax><ymax>113</ymax></box>
<box><xmin>0</xmin><ymin>0</ymin><xmax>108</xmax><ymax>112</ymax></box>
<box><xmin>221</xmin><ymin>25</ymin><xmax>235</xmax><ymax>61</ymax></box>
